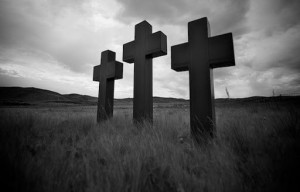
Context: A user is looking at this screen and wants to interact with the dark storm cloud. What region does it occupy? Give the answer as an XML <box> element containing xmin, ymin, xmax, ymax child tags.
<box><xmin>0</xmin><ymin>0</ymin><xmax>113</xmax><ymax>74</ymax></box>
<box><xmin>245</xmin><ymin>0</ymin><xmax>300</xmax><ymax>73</ymax></box>
<box><xmin>250</xmin><ymin>0</ymin><xmax>300</xmax><ymax>33</ymax></box>
<box><xmin>147</xmin><ymin>0</ymin><xmax>300</xmax><ymax>97</ymax></box>
<box><xmin>0</xmin><ymin>0</ymin><xmax>299</xmax><ymax>97</ymax></box>
<box><xmin>0</xmin><ymin>68</ymin><xmax>18</xmax><ymax>76</ymax></box>
<box><xmin>0</xmin><ymin>0</ymin><xmax>83</xmax><ymax>46</ymax></box>
<box><xmin>114</xmin><ymin>0</ymin><xmax>254</xmax><ymax>97</ymax></box>
<box><xmin>115</xmin><ymin>0</ymin><xmax>250</xmax><ymax>36</ymax></box>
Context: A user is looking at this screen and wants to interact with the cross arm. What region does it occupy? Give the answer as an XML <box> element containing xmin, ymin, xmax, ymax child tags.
<box><xmin>146</xmin><ymin>31</ymin><xmax>167</xmax><ymax>58</ymax></box>
<box><xmin>106</xmin><ymin>61</ymin><xmax>123</xmax><ymax>80</ymax></box>
<box><xmin>93</xmin><ymin>65</ymin><xmax>102</xmax><ymax>82</ymax></box>
<box><xmin>209</xmin><ymin>33</ymin><xmax>235</xmax><ymax>68</ymax></box>
<box><xmin>123</xmin><ymin>40</ymin><xmax>135</xmax><ymax>63</ymax></box>
<box><xmin>171</xmin><ymin>42</ymin><xmax>189</xmax><ymax>72</ymax></box>
<box><xmin>114</xmin><ymin>61</ymin><xmax>123</xmax><ymax>80</ymax></box>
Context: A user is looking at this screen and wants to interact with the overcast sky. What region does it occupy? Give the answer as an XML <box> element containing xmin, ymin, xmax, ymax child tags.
<box><xmin>0</xmin><ymin>0</ymin><xmax>299</xmax><ymax>98</ymax></box>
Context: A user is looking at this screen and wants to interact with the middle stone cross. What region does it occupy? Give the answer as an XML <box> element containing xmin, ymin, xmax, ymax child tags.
<box><xmin>123</xmin><ymin>21</ymin><xmax>167</xmax><ymax>123</ymax></box>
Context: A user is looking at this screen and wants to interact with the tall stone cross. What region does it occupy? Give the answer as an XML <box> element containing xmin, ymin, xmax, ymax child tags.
<box><xmin>93</xmin><ymin>50</ymin><xmax>123</xmax><ymax>122</ymax></box>
<box><xmin>171</xmin><ymin>17</ymin><xmax>235</xmax><ymax>143</ymax></box>
<box><xmin>123</xmin><ymin>21</ymin><xmax>167</xmax><ymax>123</ymax></box>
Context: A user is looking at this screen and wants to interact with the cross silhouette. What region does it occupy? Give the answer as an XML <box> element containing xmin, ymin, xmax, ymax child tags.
<box><xmin>93</xmin><ymin>50</ymin><xmax>123</xmax><ymax>122</ymax></box>
<box><xmin>123</xmin><ymin>21</ymin><xmax>167</xmax><ymax>123</ymax></box>
<box><xmin>171</xmin><ymin>17</ymin><xmax>235</xmax><ymax>142</ymax></box>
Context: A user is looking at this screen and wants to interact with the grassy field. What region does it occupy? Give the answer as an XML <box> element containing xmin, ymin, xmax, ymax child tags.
<box><xmin>0</xmin><ymin>100</ymin><xmax>299</xmax><ymax>192</ymax></box>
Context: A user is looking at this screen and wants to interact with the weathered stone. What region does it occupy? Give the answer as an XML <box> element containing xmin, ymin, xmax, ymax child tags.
<box><xmin>93</xmin><ymin>50</ymin><xmax>123</xmax><ymax>122</ymax></box>
<box><xmin>171</xmin><ymin>18</ymin><xmax>235</xmax><ymax>142</ymax></box>
<box><xmin>123</xmin><ymin>21</ymin><xmax>167</xmax><ymax>123</ymax></box>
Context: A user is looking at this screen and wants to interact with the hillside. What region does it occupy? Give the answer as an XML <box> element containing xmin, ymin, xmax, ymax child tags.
<box><xmin>0</xmin><ymin>87</ymin><xmax>299</xmax><ymax>106</ymax></box>
<box><xmin>0</xmin><ymin>87</ymin><xmax>67</xmax><ymax>101</ymax></box>
<box><xmin>0</xmin><ymin>87</ymin><xmax>189</xmax><ymax>106</ymax></box>
<box><xmin>0</xmin><ymin>87</ymin><xmax>95</xmax><ymax>105</ymax></box>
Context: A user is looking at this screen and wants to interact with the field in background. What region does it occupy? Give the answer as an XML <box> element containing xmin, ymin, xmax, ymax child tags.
<box><xmin>0</xmin><ymin>100</ymin><xmax>299</xmax><ymax>192</ymax></box>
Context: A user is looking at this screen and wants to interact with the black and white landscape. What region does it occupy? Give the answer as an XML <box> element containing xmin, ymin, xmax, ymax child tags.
<box><xmin>1</xmin><ymin>86</ymin><xmax>299</xmax><ymax>191</ymax></box>
<box><xmin>1</xmin><ymin>0</ymin><xmax>300</xmax><ymax>191</ymax></box>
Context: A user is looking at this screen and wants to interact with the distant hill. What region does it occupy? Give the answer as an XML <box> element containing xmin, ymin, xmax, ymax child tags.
<box><xmin>0</xmin><ymin>87</ymin><xmax>97</xmax><ymax>105</ymax></box>
<box><xmin>63</xmin><ymin>93</ymin><xmax>97</xmax><ymax>103</ymax></box>
<box><xmin>0</xmin><ymin>87</ymin><xmax>67</xmax><ymax>101</ymax></box>
<box><xmin>0</xmin><ymin>87</ymin><xmax>299</xmax><ymax>106</ymax></box>
<box><xmin>0</xmin><ymin>87</ymin><xmax>189</xmax><ymax>106</ymax></box>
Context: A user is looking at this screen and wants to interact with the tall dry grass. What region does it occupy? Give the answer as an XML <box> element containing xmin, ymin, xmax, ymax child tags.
<box><xmin>0</xmin><ymin>103</ymin><xmax>299</xmax><ymax>192</ymax></box>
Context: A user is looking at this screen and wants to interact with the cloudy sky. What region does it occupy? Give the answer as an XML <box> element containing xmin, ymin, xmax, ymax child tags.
<box><xmin>0</xmin><ymin>0</ymin><xmax>299</xmax><ymax>98</ymax></box>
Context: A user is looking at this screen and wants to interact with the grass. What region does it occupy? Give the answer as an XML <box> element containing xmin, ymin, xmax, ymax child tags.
<box><xmin>0</xmin><ymin>102</ymin><xmax>299</xmax><ymax>192</ymax></box>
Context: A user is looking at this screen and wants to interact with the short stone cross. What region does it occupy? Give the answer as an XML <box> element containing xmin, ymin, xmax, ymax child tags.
<box><xmin>171</xmin><ymin>17</ymin><xmax>235</xmax><ymax>142</ymax></box>
<box><xmin>123</xmin><ymin>21</ymin><xmax>167</xmax><ymax>123</ymax></box>
<box><xmin>93</xmin><ymin>50</ymin><xmax>123</xmax><ymax>122</ymax></box>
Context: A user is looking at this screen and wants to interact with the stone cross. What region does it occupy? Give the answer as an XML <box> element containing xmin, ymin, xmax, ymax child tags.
<box><xmin>93</xmin><ymin>50</ymin><xmax>123</xmax><ymax>122</ymax></box>
<box><xmin>171</xmin><ymin>17</ymin><xmax>235</xmax><ymax>143</ymax></box>
<box><xmin>123</xmin><ymin>21</ymin><xmax>167</xmax><ymax>123</ymax></box>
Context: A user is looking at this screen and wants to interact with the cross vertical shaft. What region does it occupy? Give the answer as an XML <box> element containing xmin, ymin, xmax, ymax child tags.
<box><xmin>171</xmin><ymin>17</ymin><xmax>235</xmax><ymax>143</ymax></box>
<box><xmin>97</xmin><ymin>79</ymin><xmax>115</xmax><ymax>121</ymax></box>
<box><xmin>93</xmin><ymin>50</ymin><xmax>123</xmax><ymax>122</ymax></box>
<box><xmin>134</xmin><ymin>22</ymin><xmax>153</xmax><ymax>122</ymax></box>
<box><xmin>123</xmin><ymin>21</ymin><xmax>167</xmax><ymax>123</ymax></box>
<box><xmin>188</xmin><ymin>19</ymin><xmax>216</xmax><ymax>140</ymax></box>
